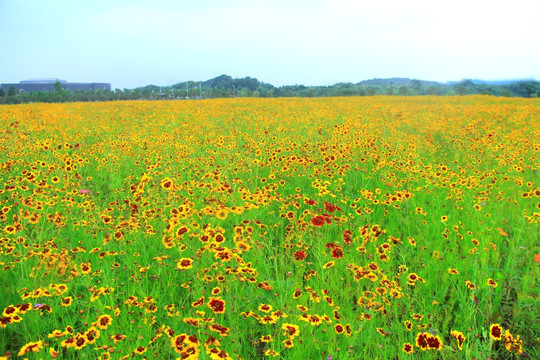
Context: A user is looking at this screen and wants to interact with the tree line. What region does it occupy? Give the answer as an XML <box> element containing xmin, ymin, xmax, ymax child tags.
<box><xmin>1</xmin><ymin>76</ymin><xmax>538</xmax><ymax>104</ymax></box>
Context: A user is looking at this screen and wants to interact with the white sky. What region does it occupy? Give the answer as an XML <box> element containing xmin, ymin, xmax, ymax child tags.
<box><xmin>1</xmin><ymin>0</ymin><xmax>539</xmax><ymax>89</ymax></box>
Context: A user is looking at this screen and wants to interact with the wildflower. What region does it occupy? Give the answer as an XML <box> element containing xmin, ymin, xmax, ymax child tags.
<box><xmin>160</xmin><ymin>178</ymin><xmax>173</xmax><ymax>190</ymax></box>
<box><xmin>415</xmin><ymin>332</ymin><xmax>428</xmax><ymax>350</ymax></box>
<box><xmin>323</xmin><ymin>261</ymin><xmax>335</xmax><ymax>269</ymax></box>
<box><xmin>49</xmin><ymin>347</ymin><xmax>61</xmax><ymax>358</ymax></box>
<box><xmin>61</xmin><ymin>296</ymin><xmax>73</xmax><ymax>307</ymax></box>
<box><xmin>4</xmin><ymin>225</ymin><xmax>16</xmax><ymax>234</ymax></box>
<box><xmin>311</xmin><ymin>215</ymin><xmax>326</xmax><ymax>226</ymax></box>
<box><xmin>487</xmin><ymin>278</ymin><xmax>498</xmax><ymax>288</ymax></box>
<box><xmin>283</xmin><ymin>339</ymin><xmax>294</xmax><ymax>348</ymax></box>
<box><xmin>259</xmin><ymin>314</ymin><xmax>278</xmax><ymax>324</ymax></box>
<box><xmin>308</xmin><ymin>314</ymin><xmax>323</xmax><ymax>326</ymax></box>
<box><xmin>258</xmin><ymin>304</ymin><xmax>272</xmax><ymax>313</ymax></box>
<box><xmin>215</xmin><ymin>209</ymin><xmax>228</xmax><ymax>220</ymax></box>
<box><xmin>110</xmin><ymin>333</ymin><xmax>127</xmax><ymax>344</ymax></box>
<box><xmin>282</xmin><ymin>323</ymin><xmax>300</xmax><ymax>339</ymax></box>
<box><xmin>490</xmin><ymin>324</ymin><xmax>503</xmax><ymax>340</ymax></box>
<box><xmin>191</xmin><ymin>296</ymin><xmax>205</xmax><ymax>307</ymax></box>
<box><xmin>80</xmin><ymin>263</ymin><xmax>92</xmax><ymax>275</ymax></box>
<box><xmin>426</xmin><ymin>334</ymin><xmax>443</xmax><ymax>350</ymax></box>
<box><xmin>331</xmin><ymin>247</ymin><xmax>344</xmax><ymax>259</ymax></box>
<box><xmin>407</xmin><ymin>273</ymin><xmax>419</xmax><ymax>286</ymax></box>
<box><xmin>450</xmin><ymin>330</ymin><xmax>466</xmax><ymax>350</ymax></box>
<box><xmin>48</xmin><ymin>329</ymin><xmax>66</xmax><ymax>338</ymax></box>
<box><xmin>209</xmin><ymin>323</ymin><xmax>229</xmax><ymax>336</ymax></box>
<box><xmin>403</xmin><ymin>343</ymin><xmax>414</xmax><ymax>354</ymax></box>
<box><xmin>503</xmin><ymin>329</ymin><xmax>523</xmax><ymax>354</ymax></box>
<box><xmin>79</xmin><ymin>189</ymin><xmax>91</xmax><ymax>194</ymax></box>
<box><xmin>264</xmin><ymin>349</ymin><xmax>280</xmax><ymax>357</ymax></box>
<box><xmin>60</xmin><ymin>337</ymin><xmax>76</xmax><ymax>348</ymax></box>
<box><xmin>293</xmin><ymin>250</ymin><xmax>307</xmax><ymax>261</ymax></box>
<box><xmin>94</xmin><ymin>314</ymin><xmax>113</xmax><ymax>330</ymax></box>
<box><xmin>35</xmin><ymin>304</ymin><xmax>52</xmax><ymax>315</ymax></box>
<box><xmin>17</xmin><ymin>303</ymin><xmax>32</xmax><ymax>314</ymax></box>
<box><xmin>18</xmin><ymin>340</ymin><xmax>44</xmax><ymax>356</ymax></box>
<box><xmin>134</xmin><ymin>346</ymin><xmax>146</xmax><ymax>355</ymax></box>
<box><xmin>207</xmin><ymin>297</ymin><xmax>226</xmax><ymax>314</ymax></box>
<box><xmin>211</xmin><ymin>287</ymin><xmax>221</xmax><ymax>295</ymax></box>
<box><xmin>260</xmin><ymin>335</ymin><xmax>273</xmax><ymax>342</ymax></box>
<box><xmin>73</xmin><ymin>334</ymin><xmax>87</xmax><ymax>349</ymax></box>
<box><xmin>177</xmin><ymin>258</ymin><xmax>194</xmax><ymax>270</ymax></box>
<box><xmin>404</xmin><ymin>320</ymin><xmax>413</xmax><ymax>331</ymax></box>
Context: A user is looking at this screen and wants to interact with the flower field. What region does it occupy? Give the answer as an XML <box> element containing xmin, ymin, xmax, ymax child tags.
<box><xmin>0</xmin><ymin>96</ymin><xmax>539</xmax><ymax>359</ymax></box>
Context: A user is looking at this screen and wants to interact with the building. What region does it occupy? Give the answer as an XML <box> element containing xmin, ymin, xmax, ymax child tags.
<box><xmin>1</xmin><ymin>78</ymin><xmax>111</xmax><ymax>93</ymax></box>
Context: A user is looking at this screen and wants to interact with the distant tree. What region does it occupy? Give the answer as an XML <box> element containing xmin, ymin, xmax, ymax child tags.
<box><xmin>54</xmin><ymin>81</ymin><xmax>63</xmax><ymax>93</ymax></box>
<box><xmin>398</xmin><ymin>86</ymin><xmax>409</xmax><ymax>96</ymax></box>
<box><xmin>524</xmin><ymin>82</ymin><xmax>539</xmax><ymax>97</ymax></box>
<box><xmin>481</xmin><ymin>89</ymin><xmax>492</xmax><ymax>95</ymax></box>
<box><xmin>36</xmin><ymin>90</ymin><xmax>52</xmax><ymax>103</ymax></box>
<box><xmin>19</xmin><ymin>91</ymin><xmax>30</xmax><ymax>103</ymax></box>
<box><xmin>63</xmin><ymin>89</ymin><xmax>73</xmax><ymax>102</ymax></box>
<box><xmin>188</xmin><ymin>87</ymin><xmax>199</xmax><ymax>98</ymax></box>
<box><xmin>458</xmin><ymin>79</ymin><xmax>474</xmax><ymax>87</ymax></box>
<box><xmin>0</xmin><ymin>88</ymin><xmax>5</xmax><ymax>97</ymax></box>
<box><xmin>74</xmin><ymin>89</ymin><xmax>87</xmax><ymax>102</ymax></box>
<box><xmin>239</xmin><ymin>88</ymin><xmax>252</xmax><ymax>97</ymax></box>
<box><xmin>7</xmin><ymin>86</ymin><xmax>17</xmax><ymax>96</ymax></box>
<box><xmin>500</xmin><ymin>90</ymin><xmax>511</xmax><ymax>97</ymax></box>
<box><xmin>456</xmin><ymin>86</ymin><xmax>467</xmax><ymax>96</ymax></box>
<box><xmin>426</xmin><ymin>86</ymin><xmax>439</xmax><ymax>95</ymax></box>
<box><xmin>411</xmin><ymin>79</ymin><xmax>423</xmax><ymax>94</ymax></box>
<box><xmin>366</xmin><ymin>87</ymin><xmax>376</xmax><ymax>96</ymax></box>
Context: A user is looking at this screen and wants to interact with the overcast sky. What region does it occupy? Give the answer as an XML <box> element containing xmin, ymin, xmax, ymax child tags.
<box><xmin>1</xmin><ymin>0</ymin><xmax>539</xmax><ymax>89</ymax></box>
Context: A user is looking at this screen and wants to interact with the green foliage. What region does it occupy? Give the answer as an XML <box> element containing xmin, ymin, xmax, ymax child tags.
<box><xmin>3</xmin><ymin>76</ymin><xmax>540</xmax><ymax>103</ymax></box>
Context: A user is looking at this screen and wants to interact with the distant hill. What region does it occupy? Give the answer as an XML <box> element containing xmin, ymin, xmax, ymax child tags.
<box><xmin>447</xmin><ymin>78</ymin><xmax>536</xmax><ymax>85</ymax></box>
<box><xmin>357</xmin><ymin>78</ymin><xmax>442</xmax><ymax>87</ymax></box>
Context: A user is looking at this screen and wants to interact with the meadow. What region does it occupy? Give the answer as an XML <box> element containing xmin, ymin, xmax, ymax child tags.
<box><xmin>0</xmin><ymin>96</ymin><xmax>538</xmax><ymax>359</ymax></box>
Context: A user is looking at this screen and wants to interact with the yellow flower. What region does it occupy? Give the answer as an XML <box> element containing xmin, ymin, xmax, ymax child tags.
<box><xmin>18</xmin><ymin>340</ymin><xmax>43</xmax><ymax>357</ymax></box>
